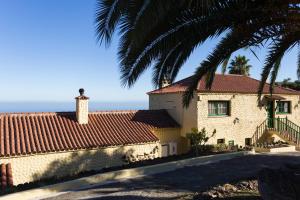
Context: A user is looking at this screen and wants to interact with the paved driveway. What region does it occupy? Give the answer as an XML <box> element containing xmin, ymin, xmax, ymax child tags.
<box><xmin>44</xmin><ymin>152</ymin><xmax>300</xmax><ymax>200</ymax></box>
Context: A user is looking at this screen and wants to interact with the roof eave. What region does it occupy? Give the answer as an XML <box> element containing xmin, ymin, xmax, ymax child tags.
<box><xmin>148</xmin><ymin>90</ymin><xmax>300</xmax><ymax>95</ymax></box>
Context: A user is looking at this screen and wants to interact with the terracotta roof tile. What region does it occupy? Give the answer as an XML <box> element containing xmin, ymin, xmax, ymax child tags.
<box><xmin>0</xmin><ymin>110</ymin><xmax>178</xmax><ymax>158</ymax></box>
<box><xmin>148</xmin><ymin>74</ymin><xmax>300</xmax><ymax>95</ymax></box>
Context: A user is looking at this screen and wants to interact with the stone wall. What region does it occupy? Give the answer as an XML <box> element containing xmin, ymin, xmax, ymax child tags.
<box><xmin>149</xmin><ymin>92</ymin><xmax>300</xmax><ymax>147</ymax></box>
<box><xmin>197</xmin><ymin>93</ymin><xmax>300</xmax><ymax>146</ymax></box>
<box><xmin>149</xmin><ymin>93</ymin><xmax>198</xmax><ymax>136</ymax></box>
<box><xmin>76</xmin><ymin>98</ymin><xmax>89</xmax><ymax>124</ymax></box>
<box><xmin>0</xmin><ymin>142</ymin><xmax>159</xmax><ymax>185</ymax></box>
<box><xmin>274</xmin><ymin>95</ymin><xmax>300</xmax><ymax>123</ymax></box>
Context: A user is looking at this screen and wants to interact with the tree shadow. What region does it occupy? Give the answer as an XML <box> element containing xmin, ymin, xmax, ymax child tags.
<box><xmin>63</xmin><ymin>154</ymin><xmax>300</xmax><ymax>200</ymax></box>
<box><xmin>4</xmin><ymin>145</ymin><xmax>154</xmax><ymax>195</ymax></box>
<box><xmin>56</xmin><ymin>112</ymin><xmax>77</xmax><ymax>122</ymax></box>
<box><xmin>203</xmin><ymin>196</ymin><xmax>261</xmax><ymax>200</ymax></box>
<box><xmin>84</xmin><ymin>196</ymin><xmax>179</xmax><ymax>200</ymax></box>
<box><xmin>30</xmin><ymin>145</ymin><xmax>161</xmax><ymax>189</ymax></box>
<box><xmin>130</xmin><ymin>110</ymin><xmax>179</xmax><ymax>127</ymax></box>
<box><xmin>8</xmin><ymin>153</ymin><xmax>297</xmax><ymax>199</ymax></box>
<box><xmin>32</xmin><ymin>150</ymin><xmax>122</xmax><ymax>181</ymax></box>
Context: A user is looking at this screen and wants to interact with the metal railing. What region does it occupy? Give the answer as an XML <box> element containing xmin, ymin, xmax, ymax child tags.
<box><xmin>252</xmin><ymin>117</ymin><xmax>300</xmax><ymax>146</ymax></box>
<box><xmin>252</xmin><ymin>119</ymin><xmax>267</xmax><ymax>145</ymax></box>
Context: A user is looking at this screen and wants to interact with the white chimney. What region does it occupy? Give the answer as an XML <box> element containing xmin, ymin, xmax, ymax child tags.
<box><xmin>160</xmin><ymin>77</ymin><xmax>170</xmax><ymax>88</ymax></box>
<box><xmin>75</xmin><ymin>88</ymin><xmax>89</xmax><ymax>124</ymax></box>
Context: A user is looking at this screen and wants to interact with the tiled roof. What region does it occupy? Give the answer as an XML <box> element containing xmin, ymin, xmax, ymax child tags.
<box><xmin>0</xmin><ymin>110</ymin><xmax>179</xmax><ymax>158</ymax></box>
<box><xmin>148</xmin><ymin>74</ymin><xmax>300</xmax><ymax>95</ymax></box>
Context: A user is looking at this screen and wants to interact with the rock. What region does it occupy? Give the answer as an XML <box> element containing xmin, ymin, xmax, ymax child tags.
<box><xmin>258</xmin><ymin>166</ymin><xmax>300</xmax><ymax>200</ymax></box>
<box><xmin>238</xmin><ymin>181</ymin><xmax>249</xmax><ymax>189</ymax></box>
<box><xmin>200</xmin><ymin>180</ymin><xmax>258</xmax><ymax>199</ymax></box>
<box><xmin>202</xmin><ymin>190</ymin><xmax>217</xmax><ymax>198</ymax></box>
<box><xmin>238</xmin><ymin>180</ymin><xmax>258</xmax><ymax>191</ymax></box>
<box><xmin>216</xmin><ymin>191</ymin><xmax>224</xmax><ymax>198</ymax></box>
<box><xmin>202</xmin><ymin>183</ymin><xmax>246</xmax><ymax>198</ymax></box>
<box><xmin>224</xmin><ymin>183</ymin><xmax>237</xmax><ymax>192</ymax></box>
<box><xmin>249</xmin><ymin>180</ymin><xmax>258</xmax><ymax>190</ymax></box>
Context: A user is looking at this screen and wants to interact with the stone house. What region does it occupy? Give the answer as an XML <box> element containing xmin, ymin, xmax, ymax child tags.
<box><xmin>0</xmin><ymin>90</ymin><xmax>180</xmax><ymax>186</ymax></box>
<box><xmin>148</xmin><ymin>74</ymin><xmax>300</xmax><ymax>149</ymax></box>
<box><xmin>1</xmin><ymin>74</ymin><xmax>300</xmax><ymax>187</ymax></box>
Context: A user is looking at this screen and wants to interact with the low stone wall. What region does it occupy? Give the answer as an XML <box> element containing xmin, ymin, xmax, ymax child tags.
<box><xmin>254</xmin><ymin>145</ymin><xmax>296</xmax><ymax>153</ymax></box>
<box><xmin>0</xmin><ymin>142</ymin><xmax>160</xmax><ymax>185</ymax></box>
<box><xmin>1</xmin><ymin>151</ymin><xmax>247</xmax><ymax>200</ymax></box>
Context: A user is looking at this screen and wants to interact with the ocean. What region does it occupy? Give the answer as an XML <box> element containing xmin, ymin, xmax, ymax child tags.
<box><xmin>0</xmin><ymin>101</ymin><xmax>148</xmax><ymax>113</ymax></box>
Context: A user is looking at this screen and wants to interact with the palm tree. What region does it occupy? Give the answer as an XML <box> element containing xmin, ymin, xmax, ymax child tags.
<box><xmin>227</xmin><ymin>55</ymin><xmax>251</xmax><ymax>76</ymax></box>
<box><xmin>95</xmin><ymin>0</ymin><xmax>300</xmax><ymax>107</ymax></box>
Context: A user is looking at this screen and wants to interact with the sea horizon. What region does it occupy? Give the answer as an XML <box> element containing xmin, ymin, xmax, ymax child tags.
<box><xmin>0</xmin><ymin>101</ymin><xmax>148</xmax><ymax>113</ymax></box>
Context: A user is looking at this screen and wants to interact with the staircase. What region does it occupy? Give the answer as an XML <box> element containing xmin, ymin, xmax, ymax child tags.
<box><xmin>252</xmin><ymin>117</ymin><xmax>300</xmax><ymax>148</ymax></box>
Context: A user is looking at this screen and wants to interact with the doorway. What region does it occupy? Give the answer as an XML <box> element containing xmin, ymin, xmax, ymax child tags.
<box><xmin>161</xmin><ymin>144</ymin><xmax>169</xmax><ymax>157</ymax></box>
<box><xmin>266</xmin><ymin>101</ymin><xmax>274</xmax><ymax>128</ymax></box>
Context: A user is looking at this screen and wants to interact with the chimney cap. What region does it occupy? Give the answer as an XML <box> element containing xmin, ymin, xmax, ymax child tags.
<box><xmin>160</xmin><ymin>76</ymin><xmax>171</xmax><ymax>88</ymax></box>
<box><xmin>79</xmin><ymin>88</ymin><xmax>85</xmax><ymax>96</ymax></box>
<box><xmin>75</xmin><ymin>88</ymin><xmax>89</xmax><ymax>100</ymax></box>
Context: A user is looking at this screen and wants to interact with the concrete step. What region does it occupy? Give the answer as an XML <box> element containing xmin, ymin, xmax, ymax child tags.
<box><xmin>265</xmin><ymin>130</ymin><xmax>297</xmax><ymax>146</ymax></box>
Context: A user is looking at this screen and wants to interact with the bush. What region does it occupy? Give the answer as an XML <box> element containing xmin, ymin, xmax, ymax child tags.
<box><xmin>213</xmin><ymin>143</ymin><xmax>228</xmax><ymax>152</ymax></box>
<box><xmin>200</xmin><ymin>145</ymin><xmax>215</xmax><ymax>152</ymax></box>
<box><xmin>186</xmin><ymin>128</ymin><xmax>216</xmax><ymax>156</ymax></box>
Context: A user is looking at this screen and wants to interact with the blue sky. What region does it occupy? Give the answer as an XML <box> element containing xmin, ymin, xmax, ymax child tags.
<box><xmin>0</xmin><ymin>0</ymin><xmax>299</xmax><ymax>102</ymax></box>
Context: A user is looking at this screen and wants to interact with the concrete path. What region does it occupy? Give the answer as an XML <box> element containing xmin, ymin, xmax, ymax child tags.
<box><xmin>44</xmin><ymin>152</ymin><xmax>300</xmax><ymax>200</ymax></box>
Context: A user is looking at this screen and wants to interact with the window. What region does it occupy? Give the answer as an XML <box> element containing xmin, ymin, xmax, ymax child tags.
<box><xmin>217</xmin><ymin>139</ymin><xmax>225</xmax><ymax>144</ymax></box>
<box><xmin>228</xmin><ymin>140</ymin><xmax>234</xmax><ymax>146</ymax></box>
<box><xmin>208</xmin><ymin>101</ymin><xmax>230</xmax><ymax>116</ymax></box>
<box><xmin>276</xmin><ymin>101</ymin><xmax>291</xmax><ymax>114</ymax></box>
<box><xmin>245</xmin><ymin>138</ymin><xmax>251</xmax><ymax>146</ymax></box>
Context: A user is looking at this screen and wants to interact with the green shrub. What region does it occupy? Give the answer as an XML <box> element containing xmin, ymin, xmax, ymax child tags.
<box><xmin>214</xmin><ymin>143</ymin><xmax>228</xmax><ymax>152</ymax></box>
<box><xmin>186</xmin><ymin>128</ymin><xmax>216</xmax><ymax>156</ymax></box>
<box><xmin>201</xmin><ymin>145</ymin><xmax>215</xmax><ymax>152</ymax></box>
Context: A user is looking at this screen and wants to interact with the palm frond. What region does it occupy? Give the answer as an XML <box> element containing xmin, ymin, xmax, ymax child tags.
<box><xmin>249</xmin><ymin>47</ymin><xmax>261</xmax><ymax>61</ymax></box>
<box><xmin>95</xmin><ymin>0</ymin><xmax>130</xmax><ymax>46</ymax></box>
<box><xmin>183</xmin><ymin>29</ymin><xmax>250</xmax><ymax>107</ymax></box>
<box><xmin>258</xmin><ymin>34</ymin><xmax>299</xmax><ymax>99</ymax></box>
<box><xmin>118</xmin><ymin>0</ymin><xmax>261</xmax><ymax>86</ymax></box>
<box><xmin>269</xmin><ymin>55</ymin><xmax>283</xmax><ymax>94</ymax></box>
<box><xmin>221</xmin><ymin>54</ymin><xmax>231</xmax><ymax>74</ymax></box>
<box><xmin>152</xmin><ymin>42</ymin><xmax>182</xmax><ymax>88</ymax></box>
<box><xmin>120</xmin><ymin>7</ymin><xmax>246</xmax><ymax>87</ymax></box>
<box><xmin>297</xmin><ymin>44</ymin><xmax>300</xmax><ymax>80</ymax></box>
<box><xmin>95</xmin><ymin>0</ymin><xmax>300</xmax><ymax>108</ymax></box>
